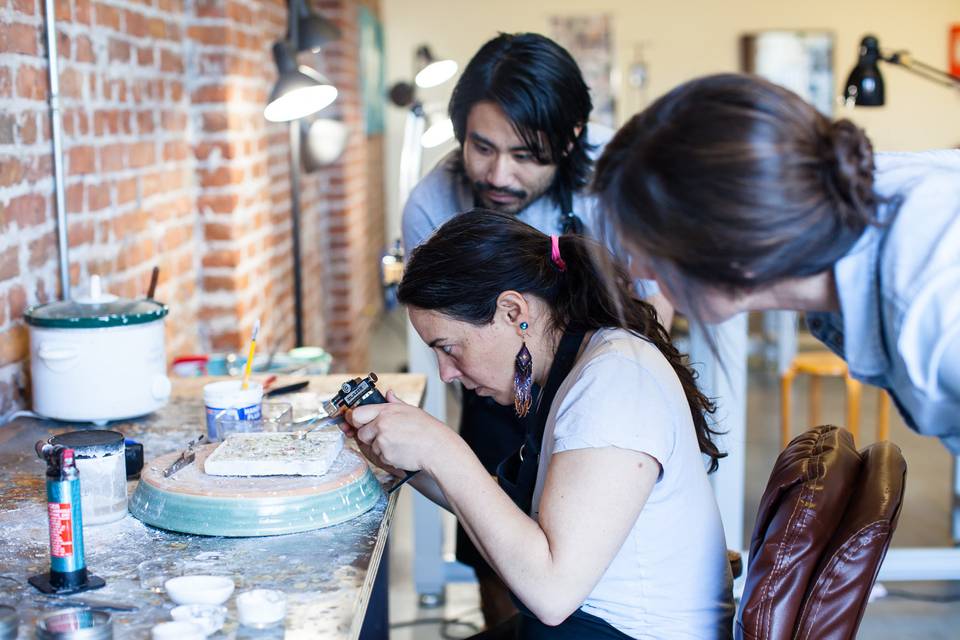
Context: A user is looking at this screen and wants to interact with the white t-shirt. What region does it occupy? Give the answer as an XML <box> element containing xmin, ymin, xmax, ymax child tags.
<box><xmin>531</xmin><ymin>328</ymin><xmax>734</xmax><ymax>639</ymax></box>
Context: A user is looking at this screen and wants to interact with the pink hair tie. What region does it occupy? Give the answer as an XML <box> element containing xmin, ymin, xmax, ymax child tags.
<box><xmin>550</xmin><ymin>235</ymin><xmax>567</xmax><ymax>272</ymax></box>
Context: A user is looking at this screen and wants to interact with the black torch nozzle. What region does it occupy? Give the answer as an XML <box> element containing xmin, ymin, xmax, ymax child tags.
<box><xmin>34</xmin><ymin>441</ymin><xmax>66</xmax><ymax>468</ymax></box>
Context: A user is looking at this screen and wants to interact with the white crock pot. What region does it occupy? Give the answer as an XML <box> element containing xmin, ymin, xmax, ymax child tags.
<box><xmin>24</xmin><ymin>277</ymin><xmax>171</xmax><ymax>424</ymax></box>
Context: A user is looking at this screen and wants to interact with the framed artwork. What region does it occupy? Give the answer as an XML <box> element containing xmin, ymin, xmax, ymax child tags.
<box><xmin>358</xmin><ymin>6</ymin><xmax>385</xmax><ymax>135</ymax></box>
<box><xmin>741</xmin><ymin>30</ymin><xmax>835</xmax><ymax>116</ymax></box>
<box><xmin>549</xmin><ymin>14</ymin><xmax>616</xmax><ymax>127</ymax></box>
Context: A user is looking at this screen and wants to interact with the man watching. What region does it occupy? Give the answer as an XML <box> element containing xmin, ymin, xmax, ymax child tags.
<box><xmin>402</xmin><ymin>32</ymin><xmax>671</xmax><ymax>628</ymax></box>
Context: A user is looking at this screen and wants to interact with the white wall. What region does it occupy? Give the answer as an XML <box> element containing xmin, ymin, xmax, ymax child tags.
<box><xmin>380</xmin><ymin>0</ymin><xmax>960</xmax><ymax>243</ymax></box>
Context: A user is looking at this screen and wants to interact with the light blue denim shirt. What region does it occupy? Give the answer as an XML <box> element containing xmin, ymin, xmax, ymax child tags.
<box><xmin>807</xmin><ymin>150</ymin><xmax>960</xmax><ymax>453</ymax></box>
<box><xmin>401</xmin><ymin>123</ymin><xmax>659</xmax><ymax>298</ymax></box>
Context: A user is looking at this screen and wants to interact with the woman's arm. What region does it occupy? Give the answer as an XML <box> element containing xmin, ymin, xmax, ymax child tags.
<box><xmin>349</xmin><ymin>390</ymin><xmax>659</xmax><ymax>625</ymax></box>
<box><xmin>407</xmin><ymin>472</ymin><xmax>451</xmax><ymax>510</ymax></box>
<box><xmin>430</xmin><ymin>443</ymin><xmax>658</xmax><ymax>625</ymax></box>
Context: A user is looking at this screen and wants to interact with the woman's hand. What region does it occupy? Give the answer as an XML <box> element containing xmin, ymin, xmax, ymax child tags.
<box><xmin>340</xmin><ymin>419</ymin><xmax>405</xmax><ymax>478</ymax></box>
<box><xmin>342</xmin><ymin>390</ymin><xmax>452</xmax><ymax>474</ymax></box>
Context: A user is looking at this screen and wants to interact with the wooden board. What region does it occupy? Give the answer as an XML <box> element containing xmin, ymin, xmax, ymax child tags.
<box><xmin>129</xmin><ymin>443</ymin><xmax>381</xmax><ymax>536</ymax></box>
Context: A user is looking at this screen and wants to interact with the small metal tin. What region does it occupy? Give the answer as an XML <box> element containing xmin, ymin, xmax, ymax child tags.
<box><xmin>35</xmin><ymin>608</ymin><xmax>112</xmax><ymax>640</ymax></box>
<box><xmin>0</xmin><ymin>604</ymin><xmax>17</xmax><ymax>640</ymax></box>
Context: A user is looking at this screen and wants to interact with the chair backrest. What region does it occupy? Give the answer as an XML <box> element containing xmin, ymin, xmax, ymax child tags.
<box><xmin>736</xmin><ymin>425</ymin><xmax>906</xmax><ymax>640</ymax></box>
<box><xmin>792</xmin><ymin>441</ymin><xmax>906</xmax><ymax>639</ymax></box>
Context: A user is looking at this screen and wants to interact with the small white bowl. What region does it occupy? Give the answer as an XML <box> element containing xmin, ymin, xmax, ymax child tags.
<box><xmin>236</xmin><ymin>589</ymin><xmax>287</xmax><ymax>628</ymax></box>
<box><xmin>170</xmin><ymin>604</ymin><xmax>227</xmax><ymax>635</ymax></box>
<box><xmin>164</xmin><ymin>575</ymin><xmax>235</xmax><ymax>606</ymax></box>
<box><xmin>152</xmin><ymin>621</ymin><xmax>206</xmax><ymax>640</ymax></box>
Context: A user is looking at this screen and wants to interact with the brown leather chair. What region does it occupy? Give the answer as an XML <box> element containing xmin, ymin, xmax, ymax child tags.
<box><xmin>736</xmin><ymin>425</ymin><xmax>906</xmax><ymax>640</ymax></box>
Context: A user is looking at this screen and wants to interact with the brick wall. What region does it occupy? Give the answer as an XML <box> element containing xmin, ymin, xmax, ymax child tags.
<box><xmin>0</xmin><ymin>0</ymin><xmax>385</xmax><ymax>415</ymax></box>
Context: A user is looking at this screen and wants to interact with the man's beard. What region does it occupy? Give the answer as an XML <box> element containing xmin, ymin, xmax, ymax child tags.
<box><xmin>472</xmin><ymin>181</ymin><xmax>530</xmax><ymax>214</ymax></box>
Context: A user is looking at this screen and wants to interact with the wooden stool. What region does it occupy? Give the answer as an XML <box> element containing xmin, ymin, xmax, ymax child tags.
<box><xmin>780</xmin><ymin>351</ymin><xmax>891</xmax><ymax>448</ymax></box>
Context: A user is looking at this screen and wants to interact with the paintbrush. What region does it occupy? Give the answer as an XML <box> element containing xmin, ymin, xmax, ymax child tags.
<box><xmin>241</xmin><ymin>319</ymin><xmax>260</xmax><ymax>391</ymax></box>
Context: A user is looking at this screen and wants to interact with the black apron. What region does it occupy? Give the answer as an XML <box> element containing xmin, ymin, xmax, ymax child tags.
<box><xmin>492</xmin><ymin>330</ymin><xmax>632</xmax><ymax>640</ymax></box>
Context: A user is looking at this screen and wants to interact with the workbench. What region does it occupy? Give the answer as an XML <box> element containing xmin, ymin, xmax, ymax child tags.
<box><xmin>0</xmin><ymin>373</ymin><xmax>425</xmax><ymax>638</ymax></box>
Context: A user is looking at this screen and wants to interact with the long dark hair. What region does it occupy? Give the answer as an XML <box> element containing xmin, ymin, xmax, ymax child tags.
<box><xmin>448</xmin><ymin>33</ymin><xmax>595</xmax><ymax>211</ymax></box>
<box><xmin>594</xmin><ymin>73</ymin><xmax>888</xmax><ymax>316</ymax></box>
<box><xmin>398</xmin><ymin>209</ymin><xmax>724</xmax><ymax>472</ymax></box>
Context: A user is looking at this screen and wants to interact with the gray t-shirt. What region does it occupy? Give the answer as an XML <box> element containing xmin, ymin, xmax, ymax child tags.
<box><xmin>401</xmin><ymin>124</ymin><xmax>658</xmax><ymax>296</ymax></box>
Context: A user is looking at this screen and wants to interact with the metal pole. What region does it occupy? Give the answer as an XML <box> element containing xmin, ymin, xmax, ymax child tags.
<box><xmin>287</xmin><ymin>0</ymin><xmax>304</xmax><ymax>346</ymax></box>
<box><xmin>43</xmin><ymin>0</ymin><xmax>70</xmax><ymax>300</ymax></box>
<box><xmin>289</xmin><ymin>120</ymin><xmax>304</xmax><ymax>347</ymax></box>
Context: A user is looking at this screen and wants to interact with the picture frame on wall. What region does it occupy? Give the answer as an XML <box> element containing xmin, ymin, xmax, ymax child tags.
<box><xmin>550</xmin><ymin>14</ymin><xmax>617</xmax><ymax>127</ymax></box>
<box><xmin>359</xmin><ymin>6</ymin><xmax>385</xmax><ymax>135</ymax></box>
<box><xmin>741</xmin><ymin>30</ymin><xmax>835</xmax><ymax>116</ymax></box>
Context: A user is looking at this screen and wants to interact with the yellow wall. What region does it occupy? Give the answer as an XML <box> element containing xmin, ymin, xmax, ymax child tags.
<box><xmin>380</xmin><ymin>0</ymin><xmax>960</xmax><ymax>240</ymax></box>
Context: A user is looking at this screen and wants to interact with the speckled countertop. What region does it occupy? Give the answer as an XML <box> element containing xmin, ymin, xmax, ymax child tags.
<box><xmin>0</xmin><ymin>374</ymin><xmax>426</xmax><ymax>639</ymax></box>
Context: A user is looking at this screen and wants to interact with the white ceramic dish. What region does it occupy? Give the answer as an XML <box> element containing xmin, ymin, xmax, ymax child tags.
<box><xmin>170</xmin><ymin>604</ymin><xmax>227</xmax><ymax>635</ymax></box>
<box><xmin>151</xmin><ymin>620</ymin><xmax>206</xmax><ymax>640</ymax></box>
<box><xmin>164</xmin><ymin>575</ymin><xmax>235</xmax><ymax>606</ymax></box>
<box><xmin>236</xmin><ymin>589</ymin><xmax>287</xmax><ymax>628</ymax></box>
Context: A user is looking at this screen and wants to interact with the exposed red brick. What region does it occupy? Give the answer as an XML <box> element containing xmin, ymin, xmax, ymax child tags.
<box><xmin>160</xmin><ymin>50</ymin><xmax>183</xmax><ymax>73</ymax></box>
<box><xmin>0</xmin><ymin>68</ymin><xmax>11</xmax><ymax>98</ymax></box>
<box><xmin>137</xmin><ymin>46</ymin><xmax>155</xmax><ymax>66</ymax></box>
<box><xmin>148</xmin><ymin>18</ymin><xmax>166</xmax><ymax>39</ymax></box>
<box><xmin>125</xmin><ymin>10</ymin><xmax>149</xmax><ymax>38</ymax></box>
<box><xmin>99</xmin><ymin>143</ymin><xmax>126</xmax><ymax>172</ymax></box>
<box><xmin>67</xmin><ymin>145</ymin><xmax>95</xmax><ymax>175</ymax></box>
<box><xmin>27</xmin><ymin>235</ymin><xmax>56</xmax><ymax>269</ymax></box>
<box><xmin>201</xmin><ymin>249</ymin><xmax>241</xmax><ymax>269</ymax></box>
<box><xmin>163</xmin><ymin>140</ymin><xmax>190</xmax><ymax>162</ymax></box>
<box><xmin>112</xmin><ymin>210</ymin><xmax>149</xmax><ymax>238</ymax></box>
<box><xmin>0</xmin><ymin>246</ymin><xmax>19</xmax><ymax>281</ymax></box>
<box><xmin>65</xmin><ymin>182</ymin><xmax>84</xmax><ymax>213</ymax></box>
<box><xmin>69</xmin><ymin>220</ymin><xmax>95</xmax><ymax>247</ymax></box>
<box><xmin>96</xmin><ymin>4</ymin><xmax>121</xmax><ymax>29</ymax></box>
<box><xmin>108</xmin><ymin>38</ymin><xmax>131</xmax><ymax>63</ymax></box>
<box><xmin>0</xmin><ymin>22</ymin><xmax>39</xmax><ymax>56</ymax></box>
<box><xmin>116</xmin><ymin>178</ymin><xmax>138</xmax><ymax>205</ymax></box>
<box><xmin>203</xmin><ymin>222</ymin><xmax>234</xmax><ymax>241</ymax></box>
<box><xmin>5</xmin><ymin>193</ymin><xmax>46</xmax><ymax>227</ymax></box>
<box><xmin>15</xmin><ymin>66</ymin><xmax>46</xmax><ymax>101</ymax></box>
<box><xmin>0</xmin><ymin>326</ymin><xmax>28</xmax><ymax>367</ymax></box>
<box><xmin>0</xmin><ymin>157</ymin><xmax>23</xmax><ymax>188</ymax></box>
<box><xmin>75</xmin><ymin>0</ymin><xmax>92</xmax><ymax>24</ymax></box>
<box><xmin>54</xmin><ymin>0</ymin><xmax>70</xmax><ymax>20</ymax></box>
<box><xmin>12</xmin><ymin>0</ymin><xmax>36</xmax><ymax>15</ymax></box>
<box><xmin>75</xmin><ymin>35</ymin><xmax>96</xmax><ymax>63</ymax></box>
<box><xmin>136</xmin><ymin>111</ymin><xmax>155</xmax><ymax>134</ymax></box>
<box><xmin>190</xmin><ymin>85</ymin><xmax>229</xmax><ymax>104</ymax></box>
<box><xmin>87</xmin><ymin>182</ymin><xmax>111</xmax><ymax>211</ymax></box>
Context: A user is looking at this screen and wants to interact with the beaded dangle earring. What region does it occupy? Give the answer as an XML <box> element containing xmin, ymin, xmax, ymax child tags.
<box><xmin>514</xmin><ymin>321</ymin><xmax>533</xmax><ymax>417</ymax></box>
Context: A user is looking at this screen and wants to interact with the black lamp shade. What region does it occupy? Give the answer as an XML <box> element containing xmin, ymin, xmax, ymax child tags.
<box><xmin>297</xmin><ymin>11</ymin><xmax>341</xmax><ymax>53</ymax></box>
<box><xmin>844</xmin><ymin>35</ymin><xmax>885</xmax><ymax>106</ymax></box>
<box><xmin>265</xmin><ymin>41</ymin><xmax>337</xmax><ymax>122</ymax></box>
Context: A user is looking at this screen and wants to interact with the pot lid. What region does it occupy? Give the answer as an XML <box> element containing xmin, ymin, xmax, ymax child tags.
<box><xmin>24</xmin><ymin>275</ymin><xmax>168</xmax><ymax>329</ymax></box>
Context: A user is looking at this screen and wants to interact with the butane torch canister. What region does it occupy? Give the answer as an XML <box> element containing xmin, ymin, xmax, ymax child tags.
<box><xmin>28</xmin><ymin>443</ymin><xmax>105</xmax><ymax>595</ymax></box>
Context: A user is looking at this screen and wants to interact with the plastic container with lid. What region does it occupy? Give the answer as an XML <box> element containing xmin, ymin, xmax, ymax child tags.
<box><xmin>49</xmin><ymin>431</ymin><xmax>127</xmax><ymax>525</ymax></box>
